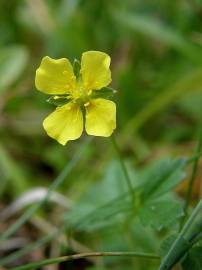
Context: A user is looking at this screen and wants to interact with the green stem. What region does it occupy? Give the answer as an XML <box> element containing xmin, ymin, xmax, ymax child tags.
<box><xmin>0</xmin><ymin>138</ymin><xmax>91</xmax><ymax>242</ymax></box>
<box><xmin>11</xmin><ymin>251</ymin><xmax>160</xmax><ymax>270</ymax></box>
<box><xmin>183</xmin><ymin>129</ymin><xmax>202</xmax><ymax>224</ymax></box>
<box><xmin>111</xmin><ymin>135</ymin><xmax>135</xmax><ymax>204</ymax></box>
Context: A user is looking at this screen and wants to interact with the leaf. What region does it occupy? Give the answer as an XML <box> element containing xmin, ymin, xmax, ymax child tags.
<box><xmin>115</xmin><ymin>12</ymin><xmax>202</xmax><ymax>63</ymax></box>
<box><xmin>139</xmin><ymin>200</ymin><xmax>181</xmax><ymax>231</ymax></box>
<box><xmin>140</xmin><ymin>158</ymin><xmax>186</xmax><ymax>200</ymax></box>
<box><xmin>46</xmin><ymin>95</ymin><xmax>71</xmax><ymax>106</ymax></box>
<box><xmin>0</xmin><ymin>46</ymin><xmax>29</xmax><ymax>93</ymax></box>
<box><xmin>182</xmin><ymin>246</ymin><xmax>202</xmax><ymax>270</ymax></box>
<box><xmin>139</xmin><ymin>199</ymin><xmax>184</xmax><ymax>230</ymax></box>
<box><xmin>73</xmin><ymin>58</ymin><xmax>81</xmax><ymax>79</ymax></box>
<box><xmin>0</xmin><ymin>144</ymin><xmax>29</xmax><ymax>196</ymax></box>
<box><xmin>65</xmin><ymin>161</ymin><xmax>135</xmax><ymax>231</ymax></box>
<box><xmin>122</xmin><ymin>69</ymin><xmax>202</xmax><ymax>138</ymax></box>
<box><xmin>65</xmin><ymin>158</ymin><xmax>186</xmax><ymax>232</ymax></box>
<box><xmin>91</xmin><ymin>87</ymin><xmax>117</xmax><ymax>99</ymax></box>
<box><xmin>158</xmin><ymin>201</ymin><xmax>202</xmax><ymax>270</ymax></box>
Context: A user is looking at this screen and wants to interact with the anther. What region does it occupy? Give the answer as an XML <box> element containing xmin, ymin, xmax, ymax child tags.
<box><xmin>84</xmin><ymin>102</ymin><xmax>90</xmax><ymax>107</ymax></box>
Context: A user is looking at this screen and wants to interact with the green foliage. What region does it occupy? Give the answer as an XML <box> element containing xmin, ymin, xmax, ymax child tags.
<box><xmin>1</xmin><ymin>0</ymin><xmax>202</xmax><ymax>269</ymax></box>
<box><xmin>182</xmin><ymin>246</ymin><xmax>202</xmax><ymax>270</ymax></box>
<box><xmin>140</xmin><ymin>158</ymin><xmax>186</xmax><ymax>200</ymax></box>
<box><xmin>159</xmin><ymin>234</ymin><xmax>178</xmax><ymax>257</ymax></box>
<box><xmin>73</xmin><ymin>58</ymin><xmax>81</xmax><ymax>79</ymax></box>
<box><xmin>115</xmin><ymin>12</ymin><xmax>202</xmax><ymax>63</ymax></box>
<box><xmin>0</xmin><ymin>46</ymin><xmax>28</xmax><ymax>93</ymax></box>
<box><xmin>139</xmin><ymin>199</ymin><xmax>183</xmax><ymax>230</ymax></box>
<box><xmin>91</xmin><ymin>87</ymin><xmax>117</xmax><ymax>99</ymax></box>
<box><xmin>46</xmin><ymin>95</ymin><xmax>71</xmax><ymax>106</ymax></box>
<box><xmin>66</xmin><ymin>157</ymin><xmax>186</xmax><ymax>231</ymax></box>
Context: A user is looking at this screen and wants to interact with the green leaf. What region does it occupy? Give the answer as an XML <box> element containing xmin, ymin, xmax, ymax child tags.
<box><xmin>122</xmin><ymin>69</ymin><xmax>202</xmax><ymax>138</ymax></box>
<box><xmin>0</xmin><ymin>46</ymin><xmax>29</xmax><ymax>93</ymax></box>
<box><xmin>91</xmin><ymin>87</ymin><xmax>117</xmax><ymax>99</ymax></box>
<box><xmin>65</xmin><ymin>158</ymin><xmax>186</xmax><ymax>232</ymax></box>
<box><xmin>73</xmin><ymin>58</ymin><xmax>81</xmax><ymax>79</ymax></box>
<box><xmin>65</xmin><ymin>161</ymin><xmax>134</xmax><ymax>231</ymax></box>
<box><xmin>115</xmin><ymin>12</ymin><xmax>202</xmax><ymax>63</ymax></box>
<box><xmin>46</xmin><ymin>96</ymin><xmax>71</xmax><ymax>106</ymax></box>
<box><xmin>139</xmin><ymin>199</ymin><xmax>184</xmax><ymax>230</ymax></box>
<box><xmin>140</xmin><ymin>158</ymin><xmax>186</xmax><ymax>200</ymax></box>
<box><xmin>182</xmin><ymin>246</ymin><xmax>202</xmax><ymax>270</ymax></box>
<box><xmin>158</xmin><ymin>200</ymin><xmax>202</xmax><ymax>270</ymax></box>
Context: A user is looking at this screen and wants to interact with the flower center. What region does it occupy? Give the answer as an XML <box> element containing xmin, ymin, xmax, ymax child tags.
<box><xmin>70</xmin><ymin>81</ymin><xmax>92</xmax><ymax>105</ymax></box>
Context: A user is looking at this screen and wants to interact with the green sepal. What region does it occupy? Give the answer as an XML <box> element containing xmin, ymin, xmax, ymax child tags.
<box><xmin>73</xmin><ymin>58</ymin><xmax>81</xmax><ymax>79</ymax></box>
<box><xmin>91</xmin><ymin>87</ymin><xmax>117</xmax><ymax>99</ymax></box>
<box><xmin>46</xmin><ymin>96</ymin><xmax>71</xmax><ymax>107</ymax></box>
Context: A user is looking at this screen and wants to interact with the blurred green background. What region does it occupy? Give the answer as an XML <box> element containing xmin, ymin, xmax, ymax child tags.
<box><xmin>1</xmin><ymin>0</ymin><xmax>202</xmax><ymax>269</ymax></box>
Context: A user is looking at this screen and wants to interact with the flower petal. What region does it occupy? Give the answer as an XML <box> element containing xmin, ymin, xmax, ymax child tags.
<box><xmin>35</xmin><ymin>56</ymin><xmax>76</xmax><ymax>95</ymax></box>
<box><xmin>80</xmin><ymin>51</ymin><xmax>111</xmax><ymax>91</ymax></box>
<box><xmin>43</xmin><ymin>102</ymin><xmax>83</xmax><ymax>145</ymax></box>
<box><xmin>85</xmin><ymin>98</ymin><xmax>116</xmax><ymax>137</ymax></box>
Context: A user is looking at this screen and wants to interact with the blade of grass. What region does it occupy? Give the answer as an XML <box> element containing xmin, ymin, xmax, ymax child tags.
<box><xmin>0</xmin><ymin>138</ymin><xmax>92</xmax><ymax>242</ymax></box>
<box><xmin>2</xmin><ymin>153</ymin><xmax>198</xmax><ymax>266</ymax></box>
<box><xmin>0</xmin><ymin>224</ymin><xmax>67</xmax><ymax>266</ymax></box>
<box><xmin>115</xmin><ymin>12</ymin><xmax>202</xmax><ymax>63</ymax></box>
<box><xmin>111</xmin><ymin>135</ymin><xmax>135</xmax><ymax>204</ymax></box>
<box><xmin>158</xmin><ymin>200</ymin><xmax>202</xmax><ymax>270</ymax></box>
<box><xmin>0</xmin><ymin>195</ymin><xmax>131</xmax><ymax>266</ymax></box>
<box><xmin>120</xmin><ymin>69</ymin><xmax>202</xmax><ymax>142</ymax></box>
<box><xmin>11</xmin><ymin>251</ymin><xmax>160</xmax><ymax>270</ymax></box>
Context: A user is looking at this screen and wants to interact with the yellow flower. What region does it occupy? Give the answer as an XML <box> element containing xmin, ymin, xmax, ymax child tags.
<box><xmin>35</xmin><ymin>51</ymin><xmax>116</xmax><ymax>145</ymax></box>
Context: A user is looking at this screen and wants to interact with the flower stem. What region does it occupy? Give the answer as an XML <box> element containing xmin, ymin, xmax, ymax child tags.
<box><xmin>12</xmin><ymin>251</ymin><xmax>160</xmax><ymax>270</ymax></box>
<box><xmin>111</xmin><ymin>134</ymin><xmax>135</xmax><ymax>204</ymax></box>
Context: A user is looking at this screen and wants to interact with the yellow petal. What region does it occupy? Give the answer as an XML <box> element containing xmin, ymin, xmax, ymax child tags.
<box><xmin>35</xmin><ymin>56</ymin><xmax>76</xmax><ymax>95</ymax></box>
<box><xmin>43</xmin><ymin>102</ymin><xmax>83</xmax><ymax>145</ymax></box>
<box><xmin>80</xmin><ymin>51</ymin><xmax>111</xmax><ymax>91</ymax></box>
<box><xmin>85</xmin><ymin>98</ymin><xmax>116</xmax><ymax>137</ymax></box>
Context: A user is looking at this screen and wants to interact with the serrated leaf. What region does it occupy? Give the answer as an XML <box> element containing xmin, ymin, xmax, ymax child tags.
<box><xmin>65</xmin><ymin>161</ymin><xmax>135</xmax><ymax>231</ymax></box>
<box><xmin>182</xmin><ymin>246</ymin><xmax>202</xmax><ymax>270</ymax></box>
<box><xmin>91</xmin><ymin>87</ymin><xmax>117</xmax><ymax>99</ymax></box>
<box><xmin>139</xmin><ymin>199</ymin><xmax>184</xmax><ymax>230</ymax></box>
<box><xmin>140</xmin><ymin>158</ymin><xmax>186</xmax><ymax>200</ymax></box>
<box><xmin>46</xmin><ymin>96</ymin><xmax>71</xmax><ymax>106</ymax></box>
<box><xmin>65</xmin><ymin>158</ymin><xmax>186</xmax><ymax>232</ymax></box>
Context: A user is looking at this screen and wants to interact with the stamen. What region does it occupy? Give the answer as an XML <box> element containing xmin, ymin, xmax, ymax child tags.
<box><xmin>84</xmin><ymin>102</ymin><xmax>90</xmax><ymax>107</ymax></box>
<box><xmin>88</xmin><ymin>90</ymin><xmax>92</xmax><ymax>96</ymax></box>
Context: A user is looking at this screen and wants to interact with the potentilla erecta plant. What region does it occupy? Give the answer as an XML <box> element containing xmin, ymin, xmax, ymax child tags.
<box><xmin>35</xmin><ymin>51</ymin><xmax>116</xmax><ymax>145</ymax></box>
